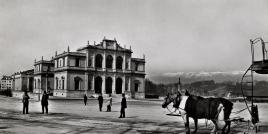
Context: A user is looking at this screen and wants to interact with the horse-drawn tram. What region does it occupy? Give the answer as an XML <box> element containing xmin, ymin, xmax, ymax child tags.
<box><xmin>162</xmin><ymin>38</ymin><xmax>268</xmax><ymax>134</ymax></box>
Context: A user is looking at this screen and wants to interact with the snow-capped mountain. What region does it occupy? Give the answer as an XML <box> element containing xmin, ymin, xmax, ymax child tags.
<box><xmin>149</xmin><ymin>71</ymin><xmax>268</xmax><ymax>84</ymax></box>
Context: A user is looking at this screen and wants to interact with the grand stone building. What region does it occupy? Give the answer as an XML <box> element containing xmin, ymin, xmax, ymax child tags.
<box><xmin>36</xmin><ymin>38</ymin><xmax>146</xmax><ymax>98</ymax></box>
<box><xmin>13</xmin><ymin>69</ymin><xmax>34</xmax><ymax>92</ymax></box>
<box><xmin>33</xmin><ymin>57</ymin><xmax>54</xmax><ymax>94</ymax></box>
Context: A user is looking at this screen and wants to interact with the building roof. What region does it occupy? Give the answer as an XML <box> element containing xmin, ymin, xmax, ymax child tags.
<box><xmin>54</xmin><ymin>51</ymin><xmax>86</xmax><ymax>59</ymax></box>
<box><xmin>77</xmin><ymin>38</ymin><xmax>132</xmax><ymax>53</ymax></box>
<box><xmin>132</xmin><ymin>58</ymin><xmax>145</xmax><ymax>63</ymax></box>
<box><xmin>1</xmin><ymin>75</ymin><xmax>12</xmax><ymax>80</ymax></box>
<box><xmin>34</xmin><ymin>60</ymin><xmax>54</xmax><ymax>65</ymax></box>
<box><xmin>14</xmin><ymin>69</ymin><xmax>34</xmax><ymax>75</ymax></box>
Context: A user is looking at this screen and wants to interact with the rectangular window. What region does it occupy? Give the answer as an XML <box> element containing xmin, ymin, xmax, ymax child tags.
<box><xmin>63</xmin><ymin>58</ymin><xmax>65</xmax><ymax>67</ymax></box>
<box><xmin>57</xmin><ymin>60</ymin><xmax>59</xmax><ymax>68</ymax></box>
<box><xmin>126</xmin><ymin>62</ymin><xmax>129</xmax><ymax>70</ymax></box>
<box><xmin>135</xmin><ymin>83</ymin><xmax>139</xmax><ymax>92</ymax></box>
<box><xmin>47</xmin><ymin>81</ymin><xmax>50</xmax><ymax>89</ymax></box>
<box><xmin>75</xmin><ymin>58</ymin><xmax>80</xmax><ymax>67</ymax></box>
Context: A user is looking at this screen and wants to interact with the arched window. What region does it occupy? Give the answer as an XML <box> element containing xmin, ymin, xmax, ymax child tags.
<box><xmin>74</xmin><ymin>77</ymin><xmax>82</xmax><ymax>90</ymax></box>
<box><xmin>116</xmin><ymin>77</ymin><xmax>123</xmax><ymax>94</ymax></box>
<box><xmin>95</xmin><ymin>54</ymin><xmax>103</xmax><ymax>68</ymax></box>
<box><xmin>106</xmin><ymin>77</ymin><xmax>113</xmax><ymax>94</ymax></box>
<box><xmin>62</xmin><ymin>77</ymin><xmax>65</xmax><ymax>90</ymax></box>
<box><xmin>95</xmin><ymin>76</ymin><xmax>102</xmax><ymax>93</ymax></box>
<box><xmin>106</xmin><ymin>55</ymin><xmax>113</xmax><ymax>69</ymax></box>
<box><xmin>116</xmin><ymin>56</ymin><xmax>123</xmax><ymax>70</ymax></box>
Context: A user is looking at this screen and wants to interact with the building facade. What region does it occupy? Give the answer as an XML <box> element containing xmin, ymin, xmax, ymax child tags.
<box><xmin>51</xmin><ymin>38</ymin><xmax>146</xmax><ymax>98</ymax></box>
<box><xmin>13</xmin><ymin>69</ymin><xmax>34</xmax><ymax>92</ymax></box>
<box><xmin>33</xmin><ymin>58</ymin><xmax>54</xmax><ymax>94</ymax></box>
<box><xmin>1</xmin><ymin>75</ymin><xmax>13</xmax><ymax>90</ymax></box>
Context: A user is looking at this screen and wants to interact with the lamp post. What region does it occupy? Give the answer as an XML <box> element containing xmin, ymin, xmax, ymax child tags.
<box><xmin>249</xmin><ymin>37</ymin><xmax>266</xmax><ymax>124</ymax></box>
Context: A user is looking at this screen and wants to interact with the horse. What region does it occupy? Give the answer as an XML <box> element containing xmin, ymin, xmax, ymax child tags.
<box><xmin>162</xmin><ymin>91</ymin><xmax>233</xmax><ymax>134</ymax></box>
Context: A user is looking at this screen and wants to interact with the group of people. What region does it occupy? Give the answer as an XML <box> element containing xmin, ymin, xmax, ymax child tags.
<box><xmin>96</xmin><ymin>94</ymin><xmax>113</xmax><ymax>112</ymax></box>
<box><xmin>23</xmin><ymin>91</ymin><xmax>127</xmax><ymax>118</ymax></box>
<box><xmin>22</xmin><ymin>90</ymin><xmax>49</xmax><ymax>114</ymax></box>
<box><xmin>84</xmin><ymin>93</ymin><xmax>128</xmax><ymax>118</ymax></box>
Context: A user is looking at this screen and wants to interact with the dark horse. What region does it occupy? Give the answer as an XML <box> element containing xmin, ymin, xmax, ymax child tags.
<box><xmin>162</xmin><ymin>91</ymin><xmax>233</xmax><ymax>134</ymax></box>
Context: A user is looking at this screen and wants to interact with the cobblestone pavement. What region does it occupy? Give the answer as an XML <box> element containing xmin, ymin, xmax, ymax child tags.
<box><xmin>0</xmin><ymin>96</ymin><xmax>262</xmax><ymax>134</ymax></box>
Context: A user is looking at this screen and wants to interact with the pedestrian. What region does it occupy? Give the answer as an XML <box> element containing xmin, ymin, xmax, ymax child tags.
<box><xmin>22</xmin><ymin>90</ymin><xmax>29</xmax><ymax>114</ymax></box>
<box><xmin>84</xmin><ymin>94</ymin><xmax>88</xmax><ymax>106</ymax></box>
<box><xmin>106</xmin><ymin>94</ymin><xmax>112</xmax><ymax>112</ymax></box>
<box><xmin>98</xmin><ymin>93</ymin><xmax>103</xmax><ymax>111</ymax></box>
<box><xmin>41</xmin><ymin>91</ymin><xmax>49</xmax><ymax>114</ymax></box>
<box><xmin>119</xmin><ymin>93</ymin><xmax>127</xmax><ymax>118</ymax></box>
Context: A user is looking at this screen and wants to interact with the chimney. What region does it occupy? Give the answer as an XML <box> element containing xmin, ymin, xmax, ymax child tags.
<box><xmin>55</xmin><ymin>51</ymin><xmax>57</xmax><ymax>56</ymax></box>
<box><xmin>67</xmin><ymin>46</ymin><xmax>70</xmax><ymax>52</ymax></box>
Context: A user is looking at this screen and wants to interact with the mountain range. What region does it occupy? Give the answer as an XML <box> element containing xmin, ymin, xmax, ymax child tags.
<box><xmin>148</xmin><ymin>71</ymin><xmax>268</xmax><ymax>84</ymax></box>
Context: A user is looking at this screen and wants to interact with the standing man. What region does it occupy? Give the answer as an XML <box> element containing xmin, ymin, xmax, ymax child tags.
<box><xmin>22</xmin><ymin>91</ymin><xmax>30</xmax><ymax>114</ymax></box>
<box><xmin>84</xmin><ymin>94</ymin><xmax>88</xmax><ymax>106</ymax></box>
<box><xmin>98</xmin><ymin>93</ymin><xmax>103</xmax><ymax>111</ymax></box>
<box><xmin>119</xmin><ymin>93</ymin><xmax>127</xmax><ymax>118</ymax></box>
<box><xmin>41</xmin><ymin>91</ymin><xmax>49</xmax><ymax>114</ymax></box>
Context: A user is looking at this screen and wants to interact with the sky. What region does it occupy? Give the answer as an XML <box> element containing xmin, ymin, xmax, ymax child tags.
<box><xmin>1</xmin><ymin>0</ymin><xmax>268</xmax><ymax>78</ymax></box>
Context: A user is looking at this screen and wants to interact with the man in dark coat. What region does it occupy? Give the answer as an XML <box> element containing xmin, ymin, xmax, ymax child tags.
<box><xmin>22</xmin><ymin>91</ymin><xmax>29</xmax><ymax>114</ymax></box>
<box><xmin>41</xmin><ymin>91</ymin><xmax>49</xmax><ymax>114</ymax></box>
<box><xmin>84</xmin><ymin>94</ymin><xmax>88</xmax><ymax>106</ymax></box>
<box><xmin>119</xmin><ymin>93</ymin><xmax>127</xmax><ymax>118</ymax></box>
<box><xmin>98</xmin><ymin>93</ymin><xmax>103</xmax><ymax>111</ymax></box>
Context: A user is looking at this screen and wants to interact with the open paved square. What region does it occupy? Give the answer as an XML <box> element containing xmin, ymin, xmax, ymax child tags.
<box><xmin>0</xmin><ymin>96</ymin><xmax>266</xmax><ymax>134</ymax></box>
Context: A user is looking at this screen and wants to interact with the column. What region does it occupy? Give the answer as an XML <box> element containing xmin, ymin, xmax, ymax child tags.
<box><xmin>128</xmin><ymin>77</ymin><xmax>131</xmax><ymax>92</ymax></box>
<box><xmin>103</xmin><ymin>53</ymin><xmax>106</xmax><ymax>70</ymax></box>
<box><xmin>122</xmin><ymin>75</ymin><xmax>126</xmax><ymax>93</ymax></box>
<box><xmin>113</xmin><ymin>54</ymin><xmax>116</xmax><ymax>71</ymax></box>
<box><xmin>112</xmin><ymin>75</ymin><xmax>116</xmax><ymax>94</ymax></box>
<box><xmin>123</xmin><ymin>54</ymin><xmax>126</xmax><ymax>71</ymax></box>
<box><xmin>86</xmin><ymin>51</ymin><xmax>89</xmax><ymax>67</ymax></box>
<box><xmin>129</xmin><ymin>58</ymin><xmax>132</xmax><ymax>70</ymax></box>
<box><xmin>85</xmin><ymin>73</ymin><xmax>88</xmax><ymax>92</ymax></box>
<box><xmin>46</xmin><ymin>75</ymin><xmax>48</xmax><ymax>92</ymax></box>
<box><xmin>102</xmin><ymin>75</ymin><xmax>106</xmax><ymax>94</ymax></box>
<box><xmin>92</xmin><ymin>54</ymin><xmax>95</xmax><ymax>68</ymax></box>
<box><xmin>66</xmin><ymin>56</ymin><xmax>69</xmax><ymax>66</ymax></box>
<box><xmin>92</xmin><ymin>75</ymin><xmax>95</xmax><ymax>91</ymax></box>
<box><xmin>27</xmin><ymin>77</ymin><xmax>29</xmax><ymax>91</ymax></box>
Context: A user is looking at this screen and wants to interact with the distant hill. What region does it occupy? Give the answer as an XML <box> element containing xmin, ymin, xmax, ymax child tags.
<box><xmin>145</xmin><ymin>78</ymin><xmax>268</xmax><ymax>97</ymax></box>
<box><xmin>148</xmin><ymin>71</ymin><xmax>268</xmax><ymax>84</ymax></box>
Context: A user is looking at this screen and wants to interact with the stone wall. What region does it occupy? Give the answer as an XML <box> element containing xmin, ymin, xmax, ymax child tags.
<box><xmin>12</xmin><ymin>91</ymin><xmax>40</xmax><ymax>100</ymax></box>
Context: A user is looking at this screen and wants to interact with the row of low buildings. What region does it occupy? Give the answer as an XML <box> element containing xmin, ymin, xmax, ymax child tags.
<box><xmin>1</xmin><ymin>37</ymin><xmax>146</xmax><ymax>99</ymax></box>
